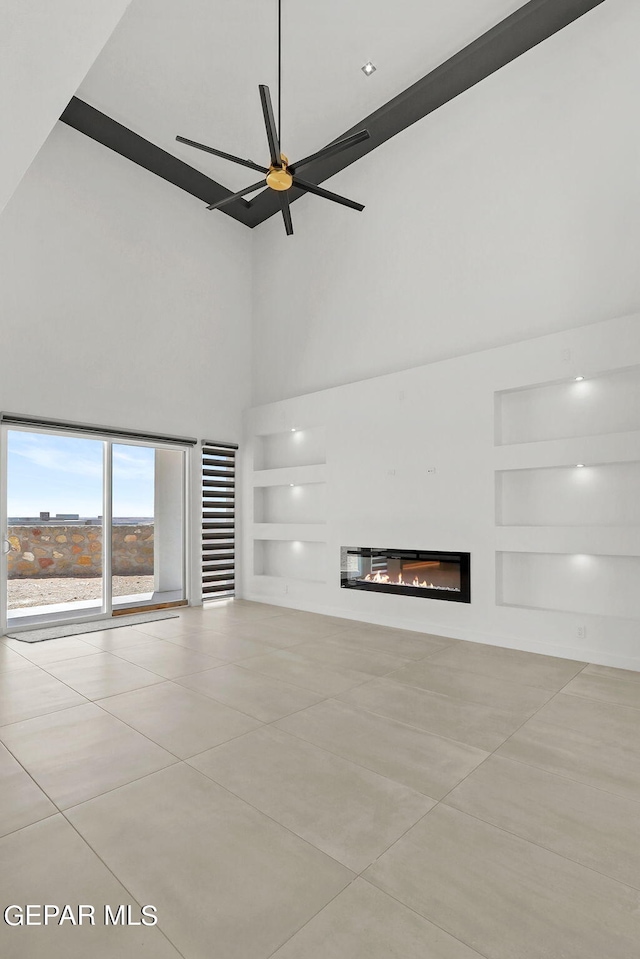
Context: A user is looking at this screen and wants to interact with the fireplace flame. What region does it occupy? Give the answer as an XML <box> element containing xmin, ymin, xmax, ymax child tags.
<box><xmin>363</xmin><ymin>571</ymin><xmax>437</xmax><ymax>589</ymax></box>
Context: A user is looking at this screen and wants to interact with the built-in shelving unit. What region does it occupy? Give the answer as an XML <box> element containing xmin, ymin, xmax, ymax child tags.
<box><xmin>497</xmin><ymin>552</ymin><xmax>640</xmax><ymax>620</ymax></box>
<box><xmin>494</xmin><ymin>366</ymin><xmax>640</xmax><ymax>620</ymax></box>
<box><xmin>247</xmin><ymin>426</ymin><xmax>328</xmax><ymax>589</ymax></box>
<box><xmin>496</xmin><ymin>366</ymin><xmax>640</xmax><ymax>445</ymax></box>
<box><xmin>253</xmin><ymin>426</ymin><xmax>327</xmax><ymax>470</ymax></box>
<box><xmin>254</xmin><ymin>483</ymin><xmax>326</xmax><ymax>526</ymax></box>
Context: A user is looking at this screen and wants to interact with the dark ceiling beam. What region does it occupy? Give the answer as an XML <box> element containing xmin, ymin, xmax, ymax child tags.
<box><xmin>59</xmin><ymin>98</ymin><xmax>255</xmax><ymax>226</ymax></box>
<box><xmin>243</xmin><ymin>0</ymin><xmax>606</xmax><ymax>226</ymax></box>
<box><xmin>59</xmin><ymin>0</ymin><xmax>605</xmax><ymax>229</ymax></box>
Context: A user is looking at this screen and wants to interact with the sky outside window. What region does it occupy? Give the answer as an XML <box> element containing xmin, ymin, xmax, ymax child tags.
<box><xmin>7</xmin><ymin>431</ymin><xmax>155</xmax><ymax>519</ymax></box>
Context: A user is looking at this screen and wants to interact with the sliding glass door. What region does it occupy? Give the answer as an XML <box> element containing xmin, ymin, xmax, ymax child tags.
<box><xmin>0</xmin><ymin>425</ymin><xmax>188</xmax><ymax>632</ymax></box>
<box><xmin>2</xmin><ymin>429</ymin><xmax>106</xmax><ymax>628</ymax></box>
<box><xmin>111</xmin><ymin>443</ymin><xmax>186</xmax><ymax>613</ymax></box>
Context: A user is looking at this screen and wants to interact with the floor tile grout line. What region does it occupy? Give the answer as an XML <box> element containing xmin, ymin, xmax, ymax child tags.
<box><xmin>349</xmin><ymin>663</ymin><xmax>596</xmax><ymax>882</ymax></box>
<box><xmin>319</xmin><ymin>692</ymin><xmax>515</xmax><ymax>754</ymax></box>
<box><xmin>424</xmin><ymin>660</ymin><xmax>592</xmax><ymax>807</ymax></box>
<box><xmin>265</xmin><ymin>693</ymin><xmax>493</xmax><ymax>757</ymax></box>
<box><xmin>59</xmin><ymin>760</ymin><xmax>194</xmax><ymax>815</ymax></box>
<box><xmin>372</xmin><ymin>672</ymin><xmax>559</xmax><ymax>720</ymax></box>
<box><xmin>240</xmin><ymin>717</ymin><xmax>441</xmax><ymax>804</ymax></box>
<box><xmin>356</xmin><ymin>657</ymin><xmax>640</xmax><ymax>894</ymax></box>
<box><xmin>0</xmin><ymin>775</ymin><xmax>186</xmax><ymax>959</ymax></box>
<box><xmin>0</xmin><ymin>665</ymin><xmax>190</xmax><ymax>811</ymax></box>
<box><xmin>27</xmin><ymin>625</ymin><xmax>439</xmax><ymax>694</ymax></box>
<box><xmin>1</xmin><ymin>707</ymin><xmax>181</xmax><ymax>840</ymax></box>
<box><xmin>482</xmin><ymin>744</ymin><xmax>640</xmax><ymax>804</ymax></box>
<box><xmin>312</xmin><ymin>633</ymin><xmax>452</xmax><ymax>661</ymax></box>
<box><xmin>250</xmin><ymin>647</ymin><xmax>417</xmax><ymax>677</ymax></box>
<box><xmin>0</xmin><ymin>694</ymin><xmax>93</xmax><ymax>733</ymax></box>
<box><xmin>98</xmin><ymin>644</ymin><xmax>231</xmax><ymax>673</ymax></box>
<box><xmin>261</xmin><ymin>700</ymin><xmax>474</xmax><ymax>800</ymax></box>
<box><xmin>0</xmin><ymin>643</ymin><xmax>43</xmax><ymax>666</ymax></box>
<box><xmin>262</xmin><ymin>868</ymin><xmax>488</xmax><ymax>959</ymax></box>
<box><xmin>2</xmin><ymin>652</ymin><xmax>288</xmax><ymax>764</ymax></box>
<box><xmin>262</xmin><ymin>878</ymin><xmax>360</xmax><ymax>959</ymax></box>
<box><xmin>0</xmin><ymin>731</ymin><xmax>64</xmax><ymax>822</ymax></box>
<box><xmin>382</xmin><ymin>664</ymin><xmax>571</xmax><ymax>706</ymax></box>
<box><xmin>0</xmin><ymin>809</ymin><xmax>61</xmax><ymax>843</ymax></box>
<box><xmin>487</xmin><ymin>749</ymin><xmax>640</xmax><ymax>807</ymax></box>
<box><xmin>168</xmin><ymin>672</ymin><xmax>339</xmax><ymax>723</ymax></box>
<box><xmin>181</xmin><ymin>759</ymin><xmax>360</xmax><ymax>876</ymax></box>
<box><xmin>560</xmin><ymin>687</ymin><xmax>640</xmax><ymax>712</ymax></box>
<box><xmin>437</xmin><ymin>798</ymin><xmax>640</xmax><ymax>895</ymax></box>
<box><xmin>58</xmin><ymin>809</ymin><xmax>190</xmax><ymax>959</ymax></box>
<box><xmin>579</xmin><ymin>665</ymin><xmax>640</xmax><ymax>685</ymax></box>
<box><xmin>357</xmin><ymin>711</ymin><xmax>640</xmax><ymax>957</ymax></box>
<box><xmin>353</xmin><ymin>876</ymin><xmax>494</xmax><ymax>959</ymax></box>
<box><xmin>194</xmin><ymin>649</ymin><xmax>378</xmax><ymax>693</ymax></box>
<box><xmin>232</xmin><ymin>659</ymin><xmax>383</xmax><ymax>699</ymax></box>
<box><xmin>90</xmin><ymin>688</ymin><xmax>269</xmax><ymax>764</ymax></box>
<box><xmin>22</xmin><ymin>636</ymin><xmax>349</xmax><ymax>751</ymax></box>
<box><xmin>29</xmin><ymin>649</ymin><xmax>166</xmax><ymax>688</ymax></box>
<box><xmin>0</xmin><ymin>708</ymin><xmax>182</xmax><ymax>809</ymax></box>
<box><xmin>25</xmin><ymin>636</ymin><xmax>344</xmax><ymax>728</ymax></box>
<box><xmin>3</xmin><ymin>635</ymin><xmax>284</xmax><ymax>721</ymax></box>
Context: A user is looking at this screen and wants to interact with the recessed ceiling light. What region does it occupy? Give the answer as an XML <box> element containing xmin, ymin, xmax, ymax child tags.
<box><xmin>574</xmin><ymin>376</ymin><xmax>584</xmax><ymax>381</ymax></box>
<box><xmin>576</xmin><ymin>463</ymin><xmax>585</xmax><ymax>468</ymax></box>
<box><xmin>289</xmin><ymin>484</ymin><xmax>295</xmax><ymax>487</ymax></box>
<box><xmin>290</xmin><ymin>428</ymin><xmax>296</xmax><ymax>432</ymax></box>
<box><xmin>361</xmin><ymin>61</ymin><xmax>376</xmax><ymax>76</ymax></box>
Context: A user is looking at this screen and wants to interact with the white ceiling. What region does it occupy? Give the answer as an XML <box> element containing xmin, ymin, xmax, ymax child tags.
<box><xmin>77</xmin><ymin>0</ymin><xmax>525</xmax><ymax>194</ymax></box>
<box><xmin>1</xmin><ymin>0</ymin><xmax>132</xmax><ymax>217</ymax></box>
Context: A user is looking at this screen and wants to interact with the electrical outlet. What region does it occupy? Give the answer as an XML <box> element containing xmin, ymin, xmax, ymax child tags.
<box><xmin>426</xmin><ymin>466</ymin><xmax>436</xmax><ymax>474</ymax></box>
<box><xmin>576</xmin><ymin>625</ymin><xmax>586</xmax><ymax>639</ymax></box>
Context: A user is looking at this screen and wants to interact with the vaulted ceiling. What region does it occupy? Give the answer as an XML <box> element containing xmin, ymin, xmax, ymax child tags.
<box><xmin>61</xmin><ymin>0</ymin><xmax>606</xmax><ymax>227</ymax></box>
<box><xmin>76</xmin><ymin>0</ymin><xmax>524</xmax><ymax>191</ymax></box>
<box><xmin>0</xmin><ymin>0</ymin><xmax>132</xmax><ymax>217</ymax></box>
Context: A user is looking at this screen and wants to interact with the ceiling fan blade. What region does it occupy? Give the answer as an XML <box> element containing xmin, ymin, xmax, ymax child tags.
<box><xmin>176</xmin><ymin>136</ymin><xmax>269</xmax><ymax>175</ymax></box>
<box><xmin>292</xmin><ymin>176</ymin><xmax>365</xmax><ymax>212</ymax></box>
<box><xmin>279</xmin><ymin>192</ymin><xmax>294</xmax><ymax>236</ymax></box>
<box><xmin>206</xmin><ymin>180</ymin><xmax>266</xmax><ymax>211</ymax></box>
<box><xmin>290</xmin><ymin>130</ymin><xmax>370</xmax><ymax>173</ymax></box>
<box><xmin>258</xmin><ymin>85</ymin><xmax>280</xmax><ymax>167</ymax></box>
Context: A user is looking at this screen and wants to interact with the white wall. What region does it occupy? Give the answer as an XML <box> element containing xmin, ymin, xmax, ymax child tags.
<box><xmin>243</xmin><ymin>314</ymin><xmax>640</xmax><ymax>671</ymax></box>
<box><xmin>251</xmin><ymin>0</ymin><xmax>640</xmax><ymax>404</ymax></box>
<box><xmin>0</xmin><ymin>0</ymin><xmax>132</xmax><ymax>216</ymax></box>
<box><xmin>0</xmin><ymin>122</ymin><xmax>253</xmax><ymax>603</ymax></box>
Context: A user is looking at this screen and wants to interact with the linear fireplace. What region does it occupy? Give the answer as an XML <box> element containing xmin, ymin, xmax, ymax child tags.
<box><xmin>341</xmin><ymin>547</ymin><xmax>470</xmax><ymax>603</ymax></box>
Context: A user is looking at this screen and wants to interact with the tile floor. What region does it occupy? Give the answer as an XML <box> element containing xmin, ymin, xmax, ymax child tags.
<box><xmin>1</xmin><ymin>601</ymin><xmax>639</xmax><ymax>958</ymax></box>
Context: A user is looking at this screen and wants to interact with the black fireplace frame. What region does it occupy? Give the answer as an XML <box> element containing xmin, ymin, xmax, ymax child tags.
<box><xmin>341</xmin><ymin>547</ymin><xmax>471</xmax><ymax>603</ymax></box>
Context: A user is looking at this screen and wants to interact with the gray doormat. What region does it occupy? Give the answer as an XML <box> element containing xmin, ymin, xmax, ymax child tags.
<box><xmin>7</xmin><ymin>610</ymin><xmax>180</xmax><ymax>643</ymax></box>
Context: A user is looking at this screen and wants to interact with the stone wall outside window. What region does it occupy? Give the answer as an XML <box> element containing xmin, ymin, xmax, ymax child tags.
<box><xmin>6</xmin><ymin>525</ymin><xmax>154</xmax><ymax>578</ymax></box>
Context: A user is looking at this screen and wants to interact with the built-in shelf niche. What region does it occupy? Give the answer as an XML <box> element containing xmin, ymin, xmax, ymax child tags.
<box><xmin>497</xmin><ymin>551</ymin><xmax>640</xmax><ymax>619</ymax></box>
<box><xmin>254</xmin><ymin>482</ymin><xmax>327</xmax><ymax>525</ymax></box>
<box><xmin>253</xmin><ymin>540</ymin><xmax>327</xmax><ymax>583</ymax></box>
<box><xmin>496</xmin><ymin>366</ymin><xmax>640</xmax><ymax>445</ymax></box>
<box><xmin>497</xmin><ymin>462</ymin><xmax>640</xmax><ymax>527</ymax></box>
<box><xmin>254</xmin><ymin>426</ymin><xmax>326</xmax><ymax>470</ymax></box>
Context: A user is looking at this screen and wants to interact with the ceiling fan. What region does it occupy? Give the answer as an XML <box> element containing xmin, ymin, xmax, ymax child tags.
<box><xmin>176</xmin><ymin>0</ymin><xmax>369</xmax><ymax>236</ymax></box>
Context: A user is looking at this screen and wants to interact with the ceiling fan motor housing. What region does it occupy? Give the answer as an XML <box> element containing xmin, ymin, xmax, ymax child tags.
<box><xmin>266</xmin><ymin>154</ymin><xmax>293</xmax><ymax>191</ymax></box>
